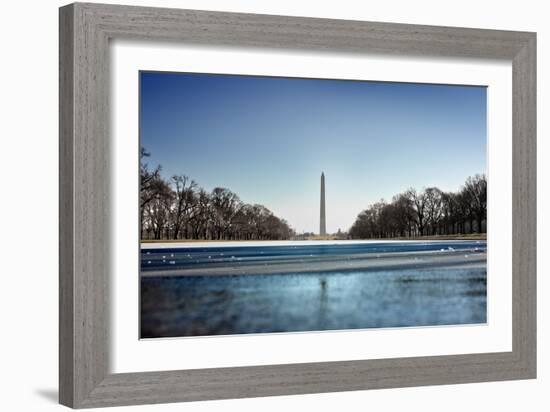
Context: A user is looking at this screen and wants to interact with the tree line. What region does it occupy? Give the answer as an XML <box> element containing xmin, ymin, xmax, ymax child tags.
<box><xmin>349</xmin><ymin>174</ymin><xmax>487</xmax><ymax>239</ymax></box>
<box><xmin>140</xmin><ymin>148</ymin><xmax>295</xmax><ymax>240</ymax></box>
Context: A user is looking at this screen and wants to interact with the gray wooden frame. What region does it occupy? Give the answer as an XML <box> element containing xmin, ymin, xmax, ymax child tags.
<box><xmin>59</xmin><ymin>2</ymin><xmax>536</xmax><ymax>408</ymax></box>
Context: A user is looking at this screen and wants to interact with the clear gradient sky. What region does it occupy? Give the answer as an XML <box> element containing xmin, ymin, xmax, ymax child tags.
<box><xmin>140</xmin><ymin>71</ymin><xmax>486</xmax><ymax>234</ymax></box>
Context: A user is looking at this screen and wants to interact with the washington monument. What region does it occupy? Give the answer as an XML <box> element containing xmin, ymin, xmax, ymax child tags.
<box><xmin>320</xmin><ymin>172</ymin><xmax>326</xmax><ymax>236</ymax></box>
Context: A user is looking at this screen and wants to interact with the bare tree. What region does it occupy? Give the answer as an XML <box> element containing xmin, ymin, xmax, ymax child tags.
<box><xmin>210</xmin><ymin>188</ymin><xmax>242</xmax><ymax>240</ymax></box>
<box><xmin>170</xmin><ymin>175</ymin><xmax>198</xmax><ymax>239</ymax></box>
<box><xmin>424</xmin><ymin>187</ymin><xmax>443</xmax><ymax>235</ymax></box>
<box><xmin>188</xmin><ymin>189</ymin><xmax>211</xmax><ymax>239</ymax></box>
<box><xmin>144</xmin><ymin>186</ymin><xmax>173</xmax><ymax>240</ymax></box>
<box><xmin>139</xmin><ymin>152</ymin><xmax>295</xmax><ymax>240</ymax></box>
<box><xmin>349</xmin><ymin>207</ymin><xmax>379</xmax><ymax>239</ymax></box>
<box><xmin>440</xmin><ymin>192</ymin><xmax>459</xmax><ymax>235</ymax></box>
<box><xmin>406</xmin><ymin>188</ymin><xmax>427</xmax><ymax>236</ymax></box>
<box><xmin>464</xmin><ymin>174</ymin><xmax>487</xmax><ymax>233</ymax></box>
<box><xmin>140</xmin><ymin>147</ymin><xmax>163</xmax><ymax>209</ymax></box>
<box><xmin>350</xmin><ymin>174</ymin><xmax>486</xmax><ymax>239</ymax></box>
<box><xmin>456</xmin><ymin>189</ymin><xmax>474</xmax><ymax>234</ymax></box>
<box><xmin>392</xmin><ymin>193</ymin><xmax>416</xmax><ymax>237</ymax></box>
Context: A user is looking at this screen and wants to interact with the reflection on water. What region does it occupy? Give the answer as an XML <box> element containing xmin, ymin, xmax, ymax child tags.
<box><xmin>140</xmin><ymin>266</ymin><xmax>486</xmax><ymax>338</ymax></box>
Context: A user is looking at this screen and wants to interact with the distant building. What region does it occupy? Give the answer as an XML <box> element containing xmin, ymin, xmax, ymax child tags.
<box><xmin>320</xmin><ymin>172</ymin><xmax>326</xmax><ymax>235</ymax></box>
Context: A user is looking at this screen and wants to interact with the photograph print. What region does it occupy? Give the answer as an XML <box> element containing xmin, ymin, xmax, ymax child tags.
<box><xmin>139</xmin><ymin>71</ymin><xmax>487</xmax><ymax>339</ymax></box>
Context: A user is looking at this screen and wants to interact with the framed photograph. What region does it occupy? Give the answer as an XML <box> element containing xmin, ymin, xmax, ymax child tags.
<box><xmin>59</xmin><ymin>2</ymin><xmax>536</xmax><ymax>408</ymax></box>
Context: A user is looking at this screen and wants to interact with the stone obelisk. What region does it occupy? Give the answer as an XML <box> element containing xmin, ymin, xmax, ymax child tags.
<box><xmin>320</xmin><ymin>172</ymin><xmax>326</xmax><ymax>236</ymax></box>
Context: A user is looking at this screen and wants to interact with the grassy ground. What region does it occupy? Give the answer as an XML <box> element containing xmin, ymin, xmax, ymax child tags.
<box><xmin>360</xmin><ymin>234</ymin><xmax>487</xmax><ymax>241</ymax></box>
<box><xmin>141</xmin><ymin>233</ymin><xmax>486</xmax><ymax>243</ymax></box>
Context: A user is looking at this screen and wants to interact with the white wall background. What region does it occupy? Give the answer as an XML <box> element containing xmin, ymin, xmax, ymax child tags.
<box><xmin>0</xmin><ymin>1</ymin><xmax>546</xmax><ymax>411</ymax></box>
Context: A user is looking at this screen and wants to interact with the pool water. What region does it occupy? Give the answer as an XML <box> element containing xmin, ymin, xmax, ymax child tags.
<box><xmin>140</xmin><ymin>241</ymin><xmax>486</xmax><ymax>338</ymax></box>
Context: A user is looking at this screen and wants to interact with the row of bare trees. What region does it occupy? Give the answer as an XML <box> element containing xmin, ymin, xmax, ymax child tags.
<box><xmin>349</xmin><ymin>174</ymin><xmax>487</xmax><ymax>239</ymax></box>
<box><xmin>140</xmin><ymin>149</ymin><xmax>295</xmax><ymax>240</ymax></box>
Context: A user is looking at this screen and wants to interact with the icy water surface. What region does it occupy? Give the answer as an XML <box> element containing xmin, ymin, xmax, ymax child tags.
<box><xmin>140</xmin><ymin>241</ymin><xmax>487</xmax><ymax>338</ymax></box>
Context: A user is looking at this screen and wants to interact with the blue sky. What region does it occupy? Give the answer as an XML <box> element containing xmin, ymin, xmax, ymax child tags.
<box><xmin>140</xmin><ymin>71</ymin><xmax>486</xmax><ymax>234</ymax></box>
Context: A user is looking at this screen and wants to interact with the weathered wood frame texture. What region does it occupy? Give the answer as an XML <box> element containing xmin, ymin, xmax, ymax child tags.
<box><xmin>59</xmin><ymin>2</ymin><xmax>536</xmax><ymax>408</ymax></box>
